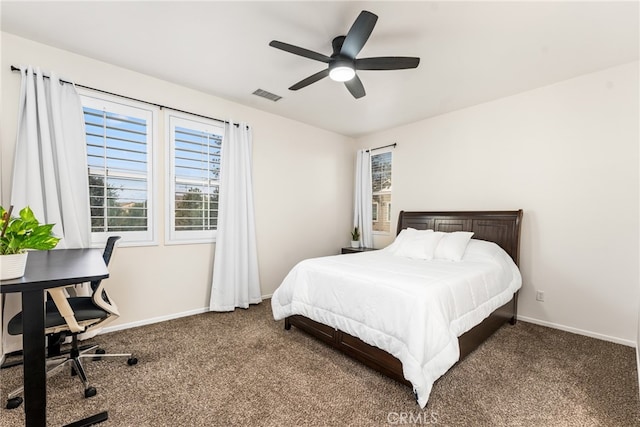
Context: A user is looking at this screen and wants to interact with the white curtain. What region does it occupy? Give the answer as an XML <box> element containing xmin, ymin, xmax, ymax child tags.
<box><xmin>2</xmin><ymin>66</ymin><xmax>90</xmax><ymax>353</ymax></box>
<box><xmin>209</xmin><ymin>121</ymin><xmax>262</xmax><ymax>311</ymax></box>
<box><xmin>353</xmin><ymin>149</ymin><xmax>373</xmax><ymax>248</ymax></box>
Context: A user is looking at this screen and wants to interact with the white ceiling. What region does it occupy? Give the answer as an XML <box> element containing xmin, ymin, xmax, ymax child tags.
<box><xmin>2</xmin><ymin>1</ymin><xmax>638</xmax><ymax>137</ymax></box>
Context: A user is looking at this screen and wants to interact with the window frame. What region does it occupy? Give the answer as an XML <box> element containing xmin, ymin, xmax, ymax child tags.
<box><xmin>79</xmin><ymin>90</ymin><xmax>159</xmax><ymax>248</ymax></box>
<box><xmin>370</xmin><ymin>148</ymin><xmax>393</xmax><ymax>235</ymax></box>
<box><xmin>165</xmin><ymin>110</ymin><xmax>225</xmax><ymax>245</ymax></box>
<box><xmin>372</xmin><ymin>201</ymin><xmax>379</xmax><ymax>223</ymax></box>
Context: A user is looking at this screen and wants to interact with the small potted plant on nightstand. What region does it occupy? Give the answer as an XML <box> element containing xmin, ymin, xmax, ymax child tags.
<box><xmin>0</xmin><ymin>205</ymin><xmax>61</xmax><ymax>280</ymax></box>
<box><xmin>350</xmin><ymin>226</ymin><xmax>360</xmax><ymax>249</ymax></box>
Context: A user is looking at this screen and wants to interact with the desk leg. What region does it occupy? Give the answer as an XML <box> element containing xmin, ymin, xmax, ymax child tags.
<box><xmin>22</xmin><ymin>289</ymin><xmax>47</xmax><ymax>427</ymax></box>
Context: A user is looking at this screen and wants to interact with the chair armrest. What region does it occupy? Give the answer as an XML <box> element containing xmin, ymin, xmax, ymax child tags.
<box><xmin>47</xmin><ymin>287</ymin><xmax>85</xmax><ymax>334</ymax></box>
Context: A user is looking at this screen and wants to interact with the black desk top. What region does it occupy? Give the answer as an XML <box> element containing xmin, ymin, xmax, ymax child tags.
<box><xmin>0</xmin><ymin>249</ymin><xmax>108</xmax><ymax>293</ymax></box>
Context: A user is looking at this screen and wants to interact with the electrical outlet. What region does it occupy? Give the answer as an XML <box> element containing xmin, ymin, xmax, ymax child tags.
<box><xmin>536</xmin><ymin>291</ymin><xmax>545</xmax><ymax>302</ymax></box>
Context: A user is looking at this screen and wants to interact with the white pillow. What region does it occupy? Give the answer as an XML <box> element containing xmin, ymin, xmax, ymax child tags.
<box><xmin>434</xmin><ymin>231</ymin><xmax>474</xmax><ymax>261</ymax></box>
<box><xmin>384</xmin><ymin>228</ymin><xmax>417</xmax><ymax>253</ymax></box>
<box><xmin>393</xmin><ymin>229</ymin><xmax>444</xmax><ymax>260</ymax></box>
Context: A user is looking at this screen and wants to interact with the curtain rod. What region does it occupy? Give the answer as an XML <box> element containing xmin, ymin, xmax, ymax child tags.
<box><xmin>366</xmin><ymin>143</ymin><xmax>396</xmax><ymax>153</ymax></box>
<box><xmin>10</xmin><ymin>65</ymin><xmax>245</xmax><ymax>128</ymax></box>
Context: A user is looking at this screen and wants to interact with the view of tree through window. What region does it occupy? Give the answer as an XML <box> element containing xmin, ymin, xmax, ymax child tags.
<box><xmin>84</xmin><ymin>105</ymin><xmax>150</xmax><ymax>234</ymax></box>
<box><xmin>167</xmin><ymin>114</ymin><xmax>223</xmax><ymax>243</ymax></box>
<box><xmin>173</xmin><ymin>125</ymin><xmax>221</xmax><ymax>232</ymax></box>
<box><xmin>371</xmin><ymin>151</ymin><xmax>392</xmax><ymax>232</ymax></box>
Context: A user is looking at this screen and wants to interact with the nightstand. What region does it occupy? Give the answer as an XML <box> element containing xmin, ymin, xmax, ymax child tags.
<box><xmin>341</xmin><ymin>247</ymin><xmax>378</xmax><ymax>254</ymax></box>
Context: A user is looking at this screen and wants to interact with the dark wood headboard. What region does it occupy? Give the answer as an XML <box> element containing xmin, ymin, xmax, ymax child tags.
<box><xmin>397</xmin><ymin>210</ymin><xmax>523</xmax><ymax>265</ymax></box>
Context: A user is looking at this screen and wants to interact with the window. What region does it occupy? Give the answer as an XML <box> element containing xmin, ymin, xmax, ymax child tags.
<box><xmin>166</xmin><ymin>112</ymin><xmax>224</xmax><ymax>244</ymax></box>
<box><xmin>372</xmin><ymin>202</ymin><xmax>379</xmax><ymax>222</ymax></box>
<box><xmin>371</xmin><ymin>150</ymin><xmax>392</xmax><ymax>233</ymax></box>
<box><xmin>80</xmin><ymin>93</ymin><xmax>157</xmax><ymax>246</ymax></box>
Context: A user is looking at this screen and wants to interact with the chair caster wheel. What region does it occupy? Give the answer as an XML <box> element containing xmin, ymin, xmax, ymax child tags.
<box><xmin>84</xmin><ymin>387</ymin><xmax>97</xmax><ymax>398</ymax></box>
<box><xmin>93</xmin><ymin>348</ymin><xmax>106</xmax><ymax>361</ymax></box>
<box><xmin>127</xmin><ymin>357</ymin><xmax>138</xmax><ymax>366</ymax></box>
<box><xmin>6</xmin><ymin>396</ymin><xmax>23</xmax><ymax>409</ymax></box>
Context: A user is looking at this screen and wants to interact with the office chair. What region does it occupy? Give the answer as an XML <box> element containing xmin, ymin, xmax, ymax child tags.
<box><xmin>5</xmin><ymin>236</ymin><xmax>138</xmax><ymax>409</ymax></box>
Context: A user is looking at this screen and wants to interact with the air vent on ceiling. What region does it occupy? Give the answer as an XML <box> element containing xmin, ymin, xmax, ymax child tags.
<box><xmin>252</xmin><ymin>89</ymin><xmax>282</xmax><ymax>102</ymax></box>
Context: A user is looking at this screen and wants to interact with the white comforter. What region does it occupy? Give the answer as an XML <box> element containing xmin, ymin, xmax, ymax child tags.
<box><xmin>271</xmin><ymin>239</ymin><xmax>522</xmax><ymax>407</ymax></box>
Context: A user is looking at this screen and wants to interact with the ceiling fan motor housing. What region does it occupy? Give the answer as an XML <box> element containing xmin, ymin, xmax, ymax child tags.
<box><xmin>331</xmin><ymin>35</ymin><xmax>347</xmax><ymax>55</ymax></box>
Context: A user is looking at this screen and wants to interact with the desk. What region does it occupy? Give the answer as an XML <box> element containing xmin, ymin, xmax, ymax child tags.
<box><xmin>1</xmin><ymin>249</ymin><xmax>109</xmax><ymax>427</ymax></box>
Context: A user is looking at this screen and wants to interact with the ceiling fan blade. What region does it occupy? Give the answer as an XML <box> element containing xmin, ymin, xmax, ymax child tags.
<box><xmin>344</xmin><ymin>74</ymin><xmax>366</xmax><ymax>99</ymax></box>
<box><xmin>340</xmin><ymin>11</ymin><xmax>378</xmax><ymax>58</ymax></box>
<box><xmin>356</xmin><ymin>57</ymin><xmax>420</xmax><ymax>70</ymax></box>
<box><xmin>269</xmin><ymin>40</ymin><xmax>331</xmax><ymax>63</ymax></box>
<box><xmin>289</xmin><ymin>69</ymin><xmax>330</xmax><ymax>91</ymax></box>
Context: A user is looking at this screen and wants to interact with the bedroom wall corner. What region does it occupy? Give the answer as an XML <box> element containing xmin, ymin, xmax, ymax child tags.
<box><xmin>355</xmin><ymin>61</ymin><xmax>640</xmax><ymax>346</ymax></box>
<box><xmin>0</xmin><ymin>32</ymin><xmax>356</xmax><ymax>332</ymax></box>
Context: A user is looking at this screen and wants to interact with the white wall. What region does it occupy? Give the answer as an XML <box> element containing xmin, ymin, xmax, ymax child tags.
<box><xmin>2</xmin><ymin>31</ymin><xmax>637</xmax><ymax>353</ymax></box>
<box><xmin>356</xmin><ymin>62</ymin><xmax>639</xmax><ymax>346</ymax></box>
<box><xmin>0</xmin><ymin>33</ymin><xmax>355</xmax><ymax>336</ymax></box>
<box><xmin>0</xmin><ymin>31</ymin><xmax>4</xmax><ymax>358</ymax></box>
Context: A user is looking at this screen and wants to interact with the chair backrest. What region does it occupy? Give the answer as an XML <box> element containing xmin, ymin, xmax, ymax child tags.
<box><xmin>90</xmin><ymin>236</ymin><xmax>122</xmax><ymax>325</ymax></box>
<box><xmin>41</xmin><ymin>236</ymin><xmax>123</xmax><ymax>335</ymax></box>
<box><xmin>90</xmin><ymin>236</ymin><xmax>121</xmax><ymax>292</ymax></box>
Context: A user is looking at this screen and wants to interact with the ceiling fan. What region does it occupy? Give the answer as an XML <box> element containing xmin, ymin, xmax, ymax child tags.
<box><xmin>269</xmin><ymin>10</ymin><xmax>420</xmax><ymax>99</ymax></box>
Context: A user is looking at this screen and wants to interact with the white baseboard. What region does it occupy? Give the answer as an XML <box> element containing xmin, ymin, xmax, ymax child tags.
<box><xmin>101</xmin><ymin>307</ymin><xmax>209</xmax><ymax>334</ymax></box>
<box><xmin>0</xmin><ymin>296</ymin><xmax>275</xmax><ymax>360</ymax></box>
<box><xmin>0</xmin><ymin>309</ymin><xmax>209</xmax><ymax>362</ymax></box>
<box><xmin>100</xmin><ymin>294</ymin><xmax>273</xmax><ymax>335</ymax></box>
<box><xmin>518</xmin><ymin>316</ymin><xmax>636</xmax><ymax>348</ymax></box>
<box><xmin>103</xmin><ymin>303</ymin><xmax>634</xmax><ymax>348</ymax></box>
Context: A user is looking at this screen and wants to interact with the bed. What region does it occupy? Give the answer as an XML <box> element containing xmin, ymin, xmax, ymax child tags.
<box><xmin>271</xmin><ymin>210</ymin><xmax>523</xmax><ymax>407</ymax></box>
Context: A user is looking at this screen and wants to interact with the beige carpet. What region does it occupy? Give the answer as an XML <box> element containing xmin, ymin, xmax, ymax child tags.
<box><xmin>1</xmin><ymin>302</ymin><xmax>638</xmax><ymax>426</ymax></box>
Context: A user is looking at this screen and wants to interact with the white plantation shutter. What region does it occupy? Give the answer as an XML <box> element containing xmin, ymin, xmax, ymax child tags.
<box><xmin>167</xmin><ymin>112</ymin><xmax>224</xmax><ymax>243</ymax></box>
<box><xmin>81</xmin><ymin>94</ymin><xmax>157</xmax><ymax>245</ymax></box>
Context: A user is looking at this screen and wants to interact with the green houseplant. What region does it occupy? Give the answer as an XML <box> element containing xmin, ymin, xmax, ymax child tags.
<box><xmin>0</xmin><ymin>205</ymin><xmax>60</xmax><ymax>280</ymax></box>
<box><xmin>350</xmin><ymin>226</ymin><xmax>360</xmax><ymax>249</ymax></box>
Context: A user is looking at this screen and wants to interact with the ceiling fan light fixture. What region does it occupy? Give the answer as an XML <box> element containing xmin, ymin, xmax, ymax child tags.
<box><xmin>329</xmin><ymin>58</ymin><xmax>356</xmax><ymax>82</ymax></box>
<box><xmin>329</xmin><ymin>65</ymin><xmax>355</xmax><ymax>82</ymax></box>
